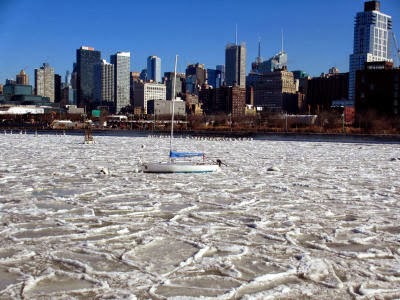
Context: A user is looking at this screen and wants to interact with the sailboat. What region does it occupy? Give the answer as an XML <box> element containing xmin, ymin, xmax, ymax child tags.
<box><xmin>141</xmin><ymin>55</ymin><xmax>222</xmax><ymax>174</ymax></box>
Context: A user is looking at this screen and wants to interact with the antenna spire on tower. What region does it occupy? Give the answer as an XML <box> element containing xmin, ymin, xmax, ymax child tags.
<box><xmin>256</xmin><ymin>37</ymin><xmax>262</xmax><ymax>64</ymax></box>
<box><xmin>235</xmin><ymin>24</ymin><xmax>238</xmax><ymax>45</ymax></box>
<box><xmin>281</xmin><ymin>29</ymin><xmax>284</xmax><ymax>53</ymax></box>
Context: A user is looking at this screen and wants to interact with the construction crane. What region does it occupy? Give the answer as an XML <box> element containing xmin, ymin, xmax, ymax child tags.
<box><xmin>392</xmin><ymin>32</ymin><xmax>400</xmax><ymax>67</ymax></box>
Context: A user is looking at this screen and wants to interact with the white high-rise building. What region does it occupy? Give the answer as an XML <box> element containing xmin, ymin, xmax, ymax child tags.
<box><xmin>35</xmin><ymin>63</ymin><xmax>55</xmax><ymax>102</ymax></box>
<box><xmin>349</xmin><ymin>1</ymin><xmax>392</xmax><ymax>103</ymax></box>
<box><xmin>133</xmin><ymin>81</ymin><xmax>166</xmax><ymax>114</ymax></box>
<box><xmin>110</xmin><ymin>52</ymin><xmax>131</xmax><ymax>113</ymax></box>
<box><xmin>94</xmin><ymin>60</ymin><xmax>114</xmax><ymax>104</ymax></box>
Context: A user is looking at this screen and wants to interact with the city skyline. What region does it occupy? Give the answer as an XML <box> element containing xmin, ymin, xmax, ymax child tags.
<box><xmin>0</xmin><ymin>0</ymin><xmax>399</xmax><ymax>84</ymax></box>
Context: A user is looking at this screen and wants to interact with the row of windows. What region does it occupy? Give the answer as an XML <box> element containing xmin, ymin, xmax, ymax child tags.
<box><xmin>373</xmin><ymin>28</ymin><xmax>388</xmax><ymax>39</ymax></box>
<box><xmin>376</xmin><ymin>14</ymin><xmax>390</xmax><ymax>29</ymax></box>
<box><xmin>356</xmin><ymin>13</ymin><xmax>390</xmax><ymax>24</ymax></box>
<box><xmin>356</xmin><ymin>27</ymin><xmax>389</xmax><ymax>55</ymax></box>
<box><xmin>145</xmin><ymin>88</ymin><xmax>166</xmax><ymax>92</ymax></box>
<box><xmin>373</xmin><ymin>39</ymin><xmax>387</xmax><ymax>50</ymax></box>
<box><xmin>373</xmin><ymin>51</ymin><xmax>388</xmax><ymax>58</ymax></box>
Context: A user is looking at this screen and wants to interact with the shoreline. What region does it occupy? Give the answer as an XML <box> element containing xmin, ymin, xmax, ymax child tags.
<box><xmin>2</xmin><ymin>127</ymin><xmax>400</xmax><ymax>143</ymax></box>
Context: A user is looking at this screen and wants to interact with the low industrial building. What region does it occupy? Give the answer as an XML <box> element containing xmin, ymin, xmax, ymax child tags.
<box><xmin>147</xmin><ymin>99</ymin><xmax>185</xmax><ymax>116</ymax></box>
<box><xmin>356</xmin><ymin>61</ymin><xmax>400</xmax><ymax>117</ymax></box>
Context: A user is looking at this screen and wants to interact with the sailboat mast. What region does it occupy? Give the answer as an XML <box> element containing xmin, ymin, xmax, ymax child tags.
<box><xmin>170</xmin><ymin>54</ymin><xmax>178</xmax><ymax>154</ymax></box>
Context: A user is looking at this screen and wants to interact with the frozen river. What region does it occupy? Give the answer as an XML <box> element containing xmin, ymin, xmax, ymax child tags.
<box><xmin>0</xmin><ymin>133</ymin><xmax>399</xmax><ymax>299</ymax></box>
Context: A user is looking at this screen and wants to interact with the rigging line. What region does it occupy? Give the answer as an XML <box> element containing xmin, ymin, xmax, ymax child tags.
<box><xmin>170</xmin><ymin>54</ymin><xmax>178</xmax><ymax>157</ymax></box>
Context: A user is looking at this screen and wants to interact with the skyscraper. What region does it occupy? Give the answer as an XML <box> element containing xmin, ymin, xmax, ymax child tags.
<box><xmin>207</xmin><ymin>68</ymin><xmax>222</xmax><ymax>89</ymax></box>
<box><xmin>94</xmin><ymin>60</ymin><xmax>114</xmax><ymax>106</ymax></box>
<box><xmin>185</xmin><ymin>63</ymin><xmax>207</xmax><ymax>94</ymax></box>
<box><xmin>64</xmin><ymin>71</ymin><xmax>71</xmax><ymax>88</ymax></box>
<box><xmin>164</xmin><ymin>71</ymin><xmax>184</xmax><ymax>100</ymax></box>
<box><xmin>253</xmin><ymin>69</ymin><xmax>297</xmax><ymax>113</ymax></box>
<box><xmin>251</xmin><ymin>39</ymin><xmax>263</xmax><ymax>73</ymax></box>
<box><xmin>110</xmin><ymin>52</ymin><xmax>130</xmax><ymax>113</ymax></box>
<box><xmin>34</xmin><ymin>63</ymin><xmax>55</xmax><ymax>101</ymax></box>
<box><xmin>147</xmin><ymin>55</ymin><xmax>161</xmax><ymax>83</ymax></box>
<box><xmin>54</xmin><ymin>74</ymin><xmax>62</xmax><ymax>103</ymax></box>
<box><xmin>259</xmin><ymin>52</ymin><xmax>288</xmax><ymax>73</ymax></box>
<box><xmin>250</xmin><ymin>37</ymin><xmax>288</xmax><ymax>75</ymax></box>
<box><xmin>76</xmin><ymin>46</ymin><xmax>101</xmax><ymax>109</ymax></box>
<box><xmin>349</xmin><ymin>1</ymin><xmax>393</xmax><ymax>102</ymax></box>
<box><xmin>16</xmin><ymin>70</ymin><xmax>29</xmax><ymax>85</ymax></box>
<box><xmin>130</xmin><ymin>71</ymin><xmax>140</xmax><ymax>104</ymax></box>
<box><xmin>139</xmin><ymin>69</ymin><xmax>147</xmax><ymax>81</ymax></box>
<box><xmin>225</xmin><ymin>43</ymin><xmax>246</xmax><ymax>87</ymax></box>
<box><xmin>216</xmin><ymin>65</ymin><xmax>225</xmax><ymax>86</ymax></box>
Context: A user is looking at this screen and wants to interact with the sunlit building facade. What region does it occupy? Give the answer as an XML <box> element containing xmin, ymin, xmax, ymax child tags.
<box><xmin>16</xmin><ymin>70</ymin><xmax>29</xmax><ymax>85</ymax></box>
<box><xmin>133</xmin><ymin>81</ymin><xmax>166</xmax><ymax>114</ymax></box>
<box><xmin>259</xmin><ymin>52</ymin><xmax>288</xmax><ymax>73</ymax></box>
<box><xmin>111</xmin><ymin>52</ymin><xmax>130</xmax><ymax>113</ymax></box>
<box><xmin>94</xmin><ymin>60</ymin><xmax>114</xmax><ymax>105</ymax></box>
<box><xmin>34</xmin><ymin>63</ymin><xmax>55</xmax><ymax>102</ymax></box>
<box><xmin>225</xmin><ymin>43</ymin><xmax>246</xmax><ymax>88</ymax></box>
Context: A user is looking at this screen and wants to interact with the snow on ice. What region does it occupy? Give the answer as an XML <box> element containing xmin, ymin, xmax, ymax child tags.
<box><xmin>0</xmin><ymin>133</ymin><xmax>399</xmax><ymax>299</ymax></box>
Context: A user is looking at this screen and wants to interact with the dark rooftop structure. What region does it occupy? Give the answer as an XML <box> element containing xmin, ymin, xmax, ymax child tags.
<box><xmin>364</xmin><ymin>1</ymin><xmax>380</xmax><ymax>12</ymax></box>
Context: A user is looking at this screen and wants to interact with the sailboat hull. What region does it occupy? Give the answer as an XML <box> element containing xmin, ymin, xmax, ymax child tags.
<box><xmin>142</xmin><ymin>162</ymin><xmax>221</xmax><ymax>173</ymax></box>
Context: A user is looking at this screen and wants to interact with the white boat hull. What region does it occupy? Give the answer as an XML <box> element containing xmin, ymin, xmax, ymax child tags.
<box><xmin>142</xmin><ymin>162</ymin><xmax>221</xmax><ymax>173</ymax></box>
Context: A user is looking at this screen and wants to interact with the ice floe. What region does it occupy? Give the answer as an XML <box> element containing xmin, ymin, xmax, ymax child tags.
<box><xmin>0</xmin><ymin>133</ymin><xmax>399</xmax><ymax>298</ymax></box>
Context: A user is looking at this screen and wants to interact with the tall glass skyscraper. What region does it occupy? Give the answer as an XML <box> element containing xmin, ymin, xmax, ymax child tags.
<box><xmin>76</xmin><ymin>46</ymin><xmax>101</xmax><ymax>109</ymax></box>
<box><xmin>147</xmin><ymin>55</ymin><xmax>161</xmax><ymax>83</ymax></box>
<box><xmin>216</xmin><ymin>65</ymin><xmax>225</xmax><ymax>86</ymax></box>
<box><xmin>349</xmin><ymin>1</ymin><xmax>392</xmax><ymax>102</ymax></box>
<box><xmin>225</xmin><ymin>43</ymin><xmax>246</xmax><ymax>88</ymax></box>
<box><xmin>207</xmin><ymin>69</ymin><xmax>222</xmax><ymax>88</ymax></box>
<box><xmin>110</xmin><ymin>52</ymin><xmax>130</xmax><ymax>113</ymax></box>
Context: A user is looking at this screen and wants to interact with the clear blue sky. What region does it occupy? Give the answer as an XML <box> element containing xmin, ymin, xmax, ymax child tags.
<box><xmin>0</xmin><ymin>0</ymin><xmax>399</xmax><ymax>84</ymax></box>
